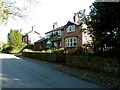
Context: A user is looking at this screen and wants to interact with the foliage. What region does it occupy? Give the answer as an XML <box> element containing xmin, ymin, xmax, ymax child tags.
<box><xmin>2</xmin><ymin>30</ymin><xmax>23</xmax><ymax>53</ymax></box>
<box><xmin>23</xmin><ymin>44</ymin><xmax>34</xmax><ymax>50</ymax></box>
<box><xmin>46</xmin><ymin>49</ymin><xmax>53</xmax><ymax>53</ymax></box>
<box><xmin>21</xmin><ymin>44</ymin><xmax>34</xmax><ymax>53</ymax></box>
<box><xmin>2</xmin><ymin>44</ymin><xmax>10</xmax><ymax>49</ymax></box>
<box><xmin>40</xmin><ymin>50</ymin><xmax>46</xmax><ymax>53</ymax></box>
<box><xmin>22</xmin><ymin>49</ymin><xmax>32</xmax><ymax>52</ymax></box>
<box><xmin>85</xmin><ymin>2</ymin><xmax>120</xmax><ymax>57</ymax></box>
<box><xmin>8</xmin><ymin>48</ymin><xmax>21</xmax><ymax>54</ymax></box>
<box><xmin>2</xmin><ymin>44</ymin><xmax>11</xmax><ymax>53</ymax></box>
<box><xmin>78</xmin><ymin>9</ymin><xmax>86</xmax><ymax>23</ymax></box>
<box><xmin>46</xmin><ymin>32</ymin><xmax>59</xmax><ymax>48</ymax></box>
<box><xmin>69</xmin><ymin>46</ymin><xmax>84</xmax><ymax>55</ymax></box>
<box><xmin>49</xmin><ymin>32</ymin><xmax>59</xmax><ymax>41</ymax></box>
<box><xmin>0</xmin><ymin>0</ymin><xmax>22</xmax><ymax>24</ymax></box>
<box><xmin>20</xmin><ymin>43</ymin><xmax>27</xmax><ymax>49</ymax></box>
<box><xmin>2</xmin><ymin>43</ymin><xmax>22</xmax><ymax>54</ymax></box>
<box><xmin>0</xmin><ymin>0</ymin><xmax>39</xmax><ymax>24</ymax></box>
<box><xmin>52</xmin><ymin>48</ymin><xmax>64</xmax><ymax>53</ymax></box>
<box><xmin>68</xmin><ymin>46</ymin><xmax>93</xmax><ymax>56</ymax></box>
<box><xmin>39</xmin><ymin>48</ymin><xmax>65</xmax><ymax>53</ymax></box>
<box><xmin>8</xmin><ymin>30</ymin><xmax>22</xmax><ymax>48</ymax></box>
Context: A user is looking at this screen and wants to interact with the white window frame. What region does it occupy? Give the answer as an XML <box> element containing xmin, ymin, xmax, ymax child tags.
<box><xmin>58</xmin><ymin>30</ymin><xmax>61</xmax><ymax>35</ymax></box>
<box><xmin>65</xmin><ymin>37</ymin><xmax>77</xmax><ymax>47</ymax></box>
<box><xmin>67</xmin><ymin>25</ymin><xmax>75</xmax><ymax>32</ymax></box>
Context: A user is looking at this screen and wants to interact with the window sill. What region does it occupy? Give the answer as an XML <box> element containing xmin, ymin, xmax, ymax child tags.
<box><xmin>67</xmin><ymin>31</ymin><xmax>75</xmax><ymax>33</ymax></box>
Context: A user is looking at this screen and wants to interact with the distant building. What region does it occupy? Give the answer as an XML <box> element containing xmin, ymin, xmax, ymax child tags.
<box><xmin>22</xmin><ymin>26</ymin><xmax>42</xmax><ymax>44</ymax></box>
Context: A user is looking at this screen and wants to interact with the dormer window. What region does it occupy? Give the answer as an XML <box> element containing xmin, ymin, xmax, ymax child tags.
<box><xmin>67</xmin><ymin>25</ymin><xmax>75</xmax><ymax>32</ymax></box>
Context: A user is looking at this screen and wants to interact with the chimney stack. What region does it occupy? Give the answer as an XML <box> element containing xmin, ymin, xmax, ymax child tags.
<box><xmin>73</xmin><ymin>13</ymin><xmax>80</xmax><ymax>24</ymax></box>
<box><xmin>32</xmin><ymin>26</ymin><xmax>35</xmax><ymax>31</ymax></box>
<box><xmin>53</xmin><ymin>22</ymin><xmax>58</xmax><ymax>29</ymax></box>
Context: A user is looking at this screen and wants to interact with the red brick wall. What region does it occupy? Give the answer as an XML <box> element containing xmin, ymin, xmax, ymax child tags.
<box><xmin>22</xmin><ymin>35</ymin><xmax>31</xmax><ymax>44</ymax></box>
<box><xmin>22</xmin><ymin>35</ymin><xmax>28</xmax><ymax>44</ymax></box>
<box><xmin>62</xmin><ymin>25</ymin><xmax>82</xmax><ymax>51</ymax></box>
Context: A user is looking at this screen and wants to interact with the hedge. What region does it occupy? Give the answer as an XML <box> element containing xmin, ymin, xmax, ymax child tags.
<box><xmin>66</xmin><ymin>55</ymin><xmax>120</xmax><ymax>76</ymax></box>
<box><xmin>22</xmin><ymin>52</ymin><xmax>66</xmax><ymax>63</ymax></box>
<box><xmin>22</xmin><ymin>52</ymin><xmax>120</xmax><ymax>76</ymax></box>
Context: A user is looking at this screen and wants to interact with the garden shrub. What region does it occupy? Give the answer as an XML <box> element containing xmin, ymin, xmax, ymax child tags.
<box><xmin>2</xmin><ymin>44</ymin><xmax>10</xmax><ymax>50</ymax></box>
<box><xmin>39</xmin><ymin>48</ymin><xmax>65</xmax><ymax>53</ymax></box>
<box><xmin>52</xmin><ymin>48</ymin><xmax>64</xmax><ymax>53</ymax></box>
<box><xmin>2</xmin><ymin>44</ymin><xmax>28</xmax><ymax>54</ymax></box>
<box><xmin>40</xmin><ymin>50</ymin><xmax>46</xmax><ymax>53</ymax></box>
<box><xmin>69</xmin><ymin>46</ymin><xmax>85</xmax><ymax>55</ymax></box>
<box><xmin>9</xmin><ymin>48</ymin><xmax>21</xmax><ymax>54</ymax></box>
<box><xmin>22</xmin><ymin>49</ymin><xmax>32</xmax><ymax>52</ymax></box>
<box><xmin>23</xmin><ymin>44</ymin><xmax>34</xmax><ymax>50</ymax></box>
<box><xmin>19</xmin><ymin>44</ymin><xmax>27</xmax><ymax>49</ymax></box>
<box><xmin>46</xmin><ymin>49</ymin><xmax>53</xmax><ymax>53</ymax></box>
<box><xmin>68</xmin><ymin>46</ymin><xmax>93</xmax><ymax>56</ymax></box>
<box><xmin>2</xmin><ymin>44</ymin><xmax>11</xmax><ymax>53</ymax></box>
<box><xmin>2</xmin><ymin>45</ymin><xmax>21</xmax><ymax>54</ymax></box>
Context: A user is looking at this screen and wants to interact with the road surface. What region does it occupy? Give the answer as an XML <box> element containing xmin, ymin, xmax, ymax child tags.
<box><xmin>0</xmin><ymin>53</ymin><xmax>107</xmax><ymax>88</ymax></box>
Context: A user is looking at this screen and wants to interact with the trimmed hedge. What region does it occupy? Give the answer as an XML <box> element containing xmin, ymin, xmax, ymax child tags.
<box><xmin>66</xmin><ymin>55</ymin><xmax>120</xmax><ymax>75</ymax></box>
<box><xmin>22</xmin><ymin>52</ymin><xmax>120</xmax><ymax>75</ymax></box>
<box><xmin>22</xmin><ymin>52</ymin><xmax>66</xmax><ymax>63</ymax></box>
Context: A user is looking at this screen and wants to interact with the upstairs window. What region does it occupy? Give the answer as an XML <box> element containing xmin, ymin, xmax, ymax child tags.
<box><xmin>58</xmin><ymin>30</ymin><xmax>61</xmax><ymax>35</ymax></box>
<box><xmin>45</xmin><ymin>33</ymin><xmax>51</xmax><ymax>39</ymax></box>
<box><xmin>66</xmin><ymin>25</ymin><xmax>75</xmax><ymax>32</ymax></box>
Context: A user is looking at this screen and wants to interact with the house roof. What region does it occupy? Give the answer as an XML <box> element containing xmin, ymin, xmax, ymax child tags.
<box><xmin>45</xmin><ymin>21</ymin><xmax>82</xmax><ymax>34</ymax></box>
<box><xmin>45</xmin><ymin>26</ymin><xmax>64</xmax><ymax>34</ymax></box>
<box><xmin>51</xmin><ymin>38</ymin><xmax>62</xmax><ymax>42</ymax></box>
<box><xmin>64</xmin><ymin>21</ymin><xmax>82</xmax><ymax>29</ymax></box>
<box><xmin>23</xmin><ymin>30</ymin><xmax>42</xmax><ymax>38</ymax></box>
<box><xmin>34</xmin><ymin>37</ymin><xmax>45</xmax><ymax>43</ymax></box>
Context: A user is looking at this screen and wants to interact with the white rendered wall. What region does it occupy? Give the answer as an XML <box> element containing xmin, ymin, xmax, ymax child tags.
<box><xmin>28</xmin><ymin>32</ymin><xmax>41</xmax><ymax>44</ymax></box>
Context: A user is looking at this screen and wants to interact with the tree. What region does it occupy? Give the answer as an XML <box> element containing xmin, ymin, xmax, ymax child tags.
<box><xmin>0</xmin><ymin>0</ymin><xmax>38</xmax><ymax>24</ymax></box>
<box><xmin>8</xmin><ymin>30</ymin><xmax>22</xmax><ymax>49</ymax></box>
<box><xmin>86</xmin><ymin>2</ymin><xmax>120</xmax><ymax>57</ymax></box>
<box><xmin>46</xmin><ymin>32</ymin><xmax>59</xmax><ymax>49</ymax></box>
<box><xmin>79</xmin><ymin>9</ymin><xmax>86</xmax><ymax>21</ymax></box>
<box><xmin>0</xmin><ymin>0</ymin><xmax>22</xmax><ymax>24</ymax></box>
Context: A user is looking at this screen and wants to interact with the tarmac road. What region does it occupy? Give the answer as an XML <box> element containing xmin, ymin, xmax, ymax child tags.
<box><xmin>0</xmin><ymin>53</ymin><xmax>107</xmax><ymax>88</ymax></box>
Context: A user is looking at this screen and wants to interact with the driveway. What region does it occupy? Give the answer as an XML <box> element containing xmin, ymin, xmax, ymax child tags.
<box><xmin>0</xmin><ymin>53</ymin><xmax>107</xmax><ymax>88</ymax></box>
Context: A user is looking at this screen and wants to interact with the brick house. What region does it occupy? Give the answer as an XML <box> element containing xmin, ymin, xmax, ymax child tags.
<box><xmin>62</xmin><ymin>21</ymin><xmax>83</xmax><ymax>52</ymax></box>
<box><xmin>22</xmin><ymin>26</ymin><xmax>42</xmax><ymax>44</ymax></box>
<box><xmin>61</xmin><ymin>21</ymin><xmax>92</xmax><ymax>52</ymax></box>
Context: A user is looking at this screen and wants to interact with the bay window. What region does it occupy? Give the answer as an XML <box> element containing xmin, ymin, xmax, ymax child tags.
<box><xmin>65</xmin><ymin>37</ymin><xmax>77</xmax><ymax>47</ymax></box>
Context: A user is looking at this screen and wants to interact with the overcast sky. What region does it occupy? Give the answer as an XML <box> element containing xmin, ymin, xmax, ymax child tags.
<box><xmin>0</xmin><ymin>0</ymin><xmax>95</xmax><ymax>43</ymax></box>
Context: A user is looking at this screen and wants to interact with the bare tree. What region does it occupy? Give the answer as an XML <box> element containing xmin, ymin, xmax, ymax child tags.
<box><xmin>0</xmin><ymin>0</ymin><xmax>39</xmax><ymax>24</ymax></box>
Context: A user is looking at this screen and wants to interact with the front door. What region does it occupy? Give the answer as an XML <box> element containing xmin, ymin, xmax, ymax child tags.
<box><xmin>58</xmin><ymin>41</ymin><xmax>60</xmax><ymax>49</ymax></box>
